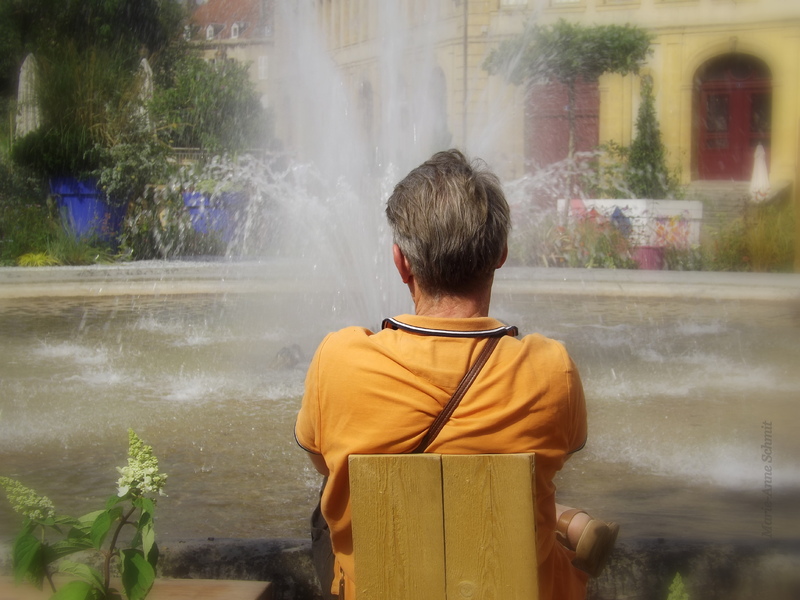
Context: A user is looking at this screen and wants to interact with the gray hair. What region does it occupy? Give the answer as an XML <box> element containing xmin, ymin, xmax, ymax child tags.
<box><xmin>385</xmin><ymin>149</ymin><xmax>510</xmax><ymax>295</ymax></box>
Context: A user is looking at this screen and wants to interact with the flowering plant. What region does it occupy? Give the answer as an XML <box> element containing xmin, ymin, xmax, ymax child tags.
<box><xmin>0</xmin><ymin>430</ymin><xmax>167</xmax><ymax>600</ymax></box>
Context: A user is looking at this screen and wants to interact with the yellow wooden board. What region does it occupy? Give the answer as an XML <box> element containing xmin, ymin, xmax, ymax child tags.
<box><xmin>442</xmin><ymin>453</ymin><xmax>538</xmax><ymax>600</ymax></box>
<box><xmin>350</xmin><ymin>453</ymin><xmax>538</xmax><ymax>600</ymax></box>
<box><xmin>350</xmin><ymin>453</ymin><xmax>446</xmax><ymax>600</ymax></box>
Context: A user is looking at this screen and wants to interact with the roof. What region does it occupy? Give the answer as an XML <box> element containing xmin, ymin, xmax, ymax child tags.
<box><xmin>190</xmin><ymin>0</ymin><xmax>272</xmax><ymax>41</ymax></box>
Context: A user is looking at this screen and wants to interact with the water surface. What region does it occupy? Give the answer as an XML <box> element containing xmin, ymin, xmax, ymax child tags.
<box><xmin>1</xmin><ymin>288</ymin><xmax>798</xmax><ymax>548</ymax></box>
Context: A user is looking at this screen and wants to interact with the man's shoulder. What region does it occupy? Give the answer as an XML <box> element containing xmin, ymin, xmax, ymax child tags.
<box><xmin>511</xmin><ymin>332</ymin><xmax>575</xmax><ymax>369</ymax></box>
<box><xmin>315</xmin><ymin>325</ymin><xmax>376</xmax><ymax>358</ymax></box>
<box><xmin>515</xmin><ymin>331</ymin><xmax>568</xmax><ymax>353</ymax></box>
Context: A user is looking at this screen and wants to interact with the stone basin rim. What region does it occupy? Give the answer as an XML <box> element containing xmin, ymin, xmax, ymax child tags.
<box><xmin>0</xmin><ymin>260</ymin><xmax>798</xmax><ymax>301</ymax></box>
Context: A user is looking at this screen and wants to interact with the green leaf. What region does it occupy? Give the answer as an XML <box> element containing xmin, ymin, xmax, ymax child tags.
<box><xmin>89</xmin><ymin>510</ymin><xmax>112</xmax><ymax>549</ymax></box>
<box><xmin>134</xmin><ymin>496</ymin><xmax>155</xmax><ymax>518</ymax></box>
<box><xmin>48</xmin><ymin>538</ymin><xmax>95</xmax><ymax>561</ymax></box>
<box><xmin>105</xmin><ymin>495</ymin><xmax>125</xmax><ymax>510</ymax></box>
<box><xmin>50</xmin><ymin>514</ymin><xmax>83</xmax><ymax>534</ymax></box>
<box><xmin>50</xmin><ymin>579</ymin><xmax>102</xmax><ymax>600</ymax></box>
<box><xmin>136</xmin><ymin>506</ymin><xmax>152</xmax><ymax>529</ymax></box>
<box><xmin>140</xmin><ymin>520</ymin><xmax>156</xmax><ymax>565</ymax></box>
<box><xmin>120</xmin><ymin>549</ymin><xmax>155</xmax><ymax>600</ymax></box>
<box><xmin>78</xmin><ymin>510</ymin><xmax>105</xmax><ymax>525</ymax></box>
<box><xmin>130</xmin><ymin>528</ymin><xmax>142</xmax><ymax>550</ymax></box>
<box><xmin>67</xmin><ymin>523</ymin><xmax>93</xmax><ymax>542</ymax></box>
<box><xmin>146</xmin><ymin>541</ymin><xmax>159</xmax><ymax>571</ymax></box>
<box><xmin>57</xmin><ymin>560</ymin><xmax>104</xmax><ymax>589</ymax></box>
<box><xmin>53</xmin><ymin>514</ymin><xmax>82</xmax><ymax>526</ymax></box>
<box><xmin>11</xmin><ymin>531</ymin><xmax>44</xmax><ymax>586</ymax></box>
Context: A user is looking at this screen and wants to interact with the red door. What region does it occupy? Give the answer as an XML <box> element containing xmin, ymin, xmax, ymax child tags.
<box><xmin>526</xmin><ymin>79</ymin><xmax>599</xmax><ymax>168</ymax></box>
<box><xmin>698</xmin><ymin>56</ymin><xmax>771</xmax><ymax>180</ymax></box>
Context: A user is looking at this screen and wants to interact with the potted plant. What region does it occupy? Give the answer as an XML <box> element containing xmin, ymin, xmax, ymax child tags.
<box><xmin>180</xmin><ymin>175</ymin><xmax>249</xmax><ymax>245</ymax></box>
<box><xmin>10</xmin><ymin>44</ymin><xmax>165</xmax><ymax>244</ymax></box>
<box><xmin>0</xmin><ymin>430</ymin><xmax>166</xmax><ymax>600</ymax></box>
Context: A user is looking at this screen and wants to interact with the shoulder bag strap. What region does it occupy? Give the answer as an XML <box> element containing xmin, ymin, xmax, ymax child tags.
<box><xmin>411</xmin><ymin>335</ymin><xmax>502</xmax><ymax>454</ymax></box>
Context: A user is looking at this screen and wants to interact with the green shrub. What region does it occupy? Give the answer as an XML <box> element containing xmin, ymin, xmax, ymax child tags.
<box><xmin>0</xmin><ymin>201</ymin><xmax>56</xmax><ymax>265</ymax></box>
<box><xmin>667</xmin><ymin>573</ymin><xmax>689</xmax><ymax>600</ymax></box>
<box><xmin>662</xmin><ymin>245</ymin><xmax>707</xmax><ymax>271</ymax></box>
<box><xmin>45</xmin><ymin>227</ymin><xmax>115</xmax><ymax>265</ymax></box>
<box><xmin>583</xmin><ymin>141</ymin><xmax>631</xmax><ymax>199</ymax></box>
<box><xmin>706</xmin><ymin>218</ymin><xmax>749</xmax><ymax>271</ymax></box>
<box><xmin>744</xmin><ymin>199</ymin><xmax>795</xmax><ymax>272</ymax></box>
<box><xmin>626</xmin><ymin>76</ymin><xmax>681</xmax><ymax>199</ymax></box>
<box><xmin>17</xmin><ymin>252</ymin><xmax>60</xmax><ymax>266</ymax></box>
<box><xmin>553</xmin><ymin>215</ymin><xmax>638</xmax><ymax>268</ymax></box>
<box><xmin>696</xmin><ymin>199</ymin><xmax>795</xmax><ymax>272</ymax></box>
<box><xmin>152</xmin><ymin>55</ymin><xmax>273</xmax><ymax>154</ymax></box>
<box><xmin>510</xmin><ymin>212</ymin><xmax>638</xmax><ymax>269</ymax></box>
<box><xmin>10</xmin><ymin>44</ymin><xmax>134</xmax><ymax>180</ymax></box>
<box><xmin>0</xmin><ymin>160</ymin><xmax>53</xmax><ymax>265</ymax></box>
<box><xmin>0</xmin><ymin>156</ymin><xmax>121</xmax><ymax>265</ymax></box>
<box><xmin>120</xmin><ymin>186</ymin><xmax>226</xmax><ymax>260</ymax></box>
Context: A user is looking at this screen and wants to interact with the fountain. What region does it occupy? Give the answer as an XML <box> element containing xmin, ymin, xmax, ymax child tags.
<box><xmin>2</xmin><ymin>2</ymin><xmax>800</xmax><ymax>599</ymax></box>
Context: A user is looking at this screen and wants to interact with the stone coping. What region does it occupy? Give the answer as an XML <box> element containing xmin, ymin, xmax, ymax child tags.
<box><xmin>0</xmin><ymin>577</ymin><xmax>271</xmax><ymax>600</ymax></box>
<box><xmin>1</xmin><ymin>537</ymin><xmax>799</xmax><ymax>600</ymax></box>
<box><xmin>1</xmin><ymin>261</ymin><xmax>798</xmax><ymax>301</ymax></box>
<box><xmin>155</xmin><ymin>537</ymin><xmax>800</xmax><ymax>600</ymax></box>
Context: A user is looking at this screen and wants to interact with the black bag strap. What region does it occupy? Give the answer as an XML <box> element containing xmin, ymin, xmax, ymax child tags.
<box><xmin>412</xmin><ymin>335</ymin><xmax>502</xmax><ymax>453</ymax></box>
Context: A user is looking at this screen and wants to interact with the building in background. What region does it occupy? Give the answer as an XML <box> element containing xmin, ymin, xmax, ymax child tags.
<box><xmin>188</xmin><ymin>0</ymin><xmax>276</xmax><ymax>115</ymax></box>
<box><xmin>190</xmin><ymin>1</ymin><xmax>799</xmax><ymax>217</ymax></box>
<box><xmin>531</xmin><ymin>0</ymin><xmax>798</xmax><ymax>192</ymax></box>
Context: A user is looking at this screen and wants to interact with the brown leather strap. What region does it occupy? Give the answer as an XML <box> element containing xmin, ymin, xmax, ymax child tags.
<box><xmin>412</xmin><ymin>335</ymin><xmax>502</xmax><ymax>453</ymax></box>
<box><xmin>556</xmin><ymin>507</ymin><xmax>586</xmax><ymax>549</ymax></box>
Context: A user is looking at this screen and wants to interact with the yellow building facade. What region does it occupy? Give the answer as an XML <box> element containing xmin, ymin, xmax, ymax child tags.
<box><xmin>301</xmin><ymin>0</ymin><xmax>798</xmax><ymax>187</ymax></box>
<box><xmin>550</xmin><ymin>0</ymin><xmax>800</xmax><ymax>191</ymax></box>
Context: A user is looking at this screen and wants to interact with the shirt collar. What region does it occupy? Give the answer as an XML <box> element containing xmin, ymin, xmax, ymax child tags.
<box><xmin>383</xmin><ymin>315</ymin><xmax>517</xmax><ymax>338</ymax></box>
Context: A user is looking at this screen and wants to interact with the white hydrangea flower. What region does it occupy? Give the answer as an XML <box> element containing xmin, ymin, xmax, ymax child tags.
<box><xmin>116</xmin><ymin>429</ymin><xmax>167</xmax><ymax>498</ymax></box>
<box><xmin>0</xmin><ymin>476</ymin><xmax>56</xmax><ymax>521</ymax></box>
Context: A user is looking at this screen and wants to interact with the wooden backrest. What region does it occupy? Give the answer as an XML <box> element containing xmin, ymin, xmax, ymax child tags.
<box><xmin>349</xmin><ymin>453</ymin><xmax>538</xmax><ymax>600</ymax></box>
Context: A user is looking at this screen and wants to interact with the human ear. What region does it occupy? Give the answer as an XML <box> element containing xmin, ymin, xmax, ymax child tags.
<box><xmin>497</xmin><ymin>243</ymin><xmax>508</xmax><ymax>269</ymax></box>
<box><xmin>392</xmin><ymin>244</ymin><xmax>413</xmax><ymax>283</ymax></box>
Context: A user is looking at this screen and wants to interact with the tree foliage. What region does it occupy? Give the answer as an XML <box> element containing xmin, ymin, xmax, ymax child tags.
<box><xmin>485</xmin><ymin>19</ymin><xmax>652</xmax><ymax>158</ymax></box>
<box><xmin>10</xmin><ymin>43</ymin><xmax>139</xmax><ymax>178</ymax></box>
<box><xmin>152</xmin><ymin>56</ymin><xmax>272</xmax><ymax>154</ymax></box>
<box><xmin>485</xmin><ymin>19</ymin><xmax>652</xmax><ymax>87</ymax></box>
<box><xmin>627</xmin><ymin>75</ymin><xmax>676</xmax><ymax>198</ymax></box>
<box><xmin>0</xmin><ymin>0</ymin><xmax>185</xmax><ymax>98</ymax></box>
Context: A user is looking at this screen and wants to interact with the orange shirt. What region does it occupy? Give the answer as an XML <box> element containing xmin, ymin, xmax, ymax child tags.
<box><xmin>295</xmin><ymin>314</ymin><xmax>588</xmax><ymax>600</ymax></box>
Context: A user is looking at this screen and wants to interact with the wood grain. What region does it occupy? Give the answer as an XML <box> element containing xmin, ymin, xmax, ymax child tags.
<box><xmin>350</xmin><ymin>453</ymin><xmax>446</xmax><ymax>600</ymax></box>
<box><xmin>350</xmin><ymin>453</ymin><xmax>538</xmax><ymax>600</ymax></box>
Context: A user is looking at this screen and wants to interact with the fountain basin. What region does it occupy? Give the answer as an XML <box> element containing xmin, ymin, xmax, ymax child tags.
<box><xmin>1</xmin><ymin>263</ymin><xmax>798</xmax><ymax>599</ymax></box>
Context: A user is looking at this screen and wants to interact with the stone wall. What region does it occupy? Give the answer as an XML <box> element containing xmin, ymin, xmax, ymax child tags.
<box><xmin>156</xmin><ymin>537</ymin><xmax>800</xmax><ymax>600</ymax></box>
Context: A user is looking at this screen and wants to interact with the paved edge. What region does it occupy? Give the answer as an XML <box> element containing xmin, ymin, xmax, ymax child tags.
<box><xmin>1</xmin><ymin>261</ymin><xmax>799</xmax><ymax>301</ymax></box>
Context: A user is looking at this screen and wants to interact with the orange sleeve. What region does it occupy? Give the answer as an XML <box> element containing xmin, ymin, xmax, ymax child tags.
<box><xmin>566</xmin><ymin>355</ymin><xmax>588</xmax><ymax>454</ymax></box>
<box><xmin>294</xmin><ymin>333</ymin><xmax>331</xmax><ymax>455</ymax></box>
